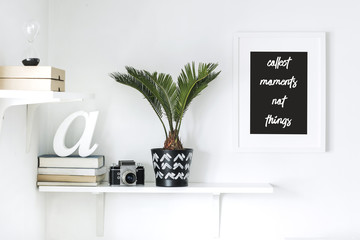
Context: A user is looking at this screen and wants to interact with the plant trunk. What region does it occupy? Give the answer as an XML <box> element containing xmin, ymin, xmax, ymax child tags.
<box><xmin>163</xmin><ymin>130</ymin><xmax>183</xmax><ymax>150</ymax></box>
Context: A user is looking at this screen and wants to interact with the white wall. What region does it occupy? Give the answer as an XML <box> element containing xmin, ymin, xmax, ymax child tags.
<box><xmin>0</xmin><ymin>0</ymin><xmax>49</xmax><ymax>240</ymax></box>
<box><xmin>43</xmin><ymin>0</ymin><xmax>360</xmax><ymax>240</ymax></box>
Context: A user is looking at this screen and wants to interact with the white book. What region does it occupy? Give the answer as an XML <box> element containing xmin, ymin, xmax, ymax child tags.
<box><xmin>37</xmin><ymin>182</ymin><xmax>100</xmax><ymax>186</ymax></box>
<box><xmin>37</xmin><ymin>166</ymin><xmax>107</xmax><ymax>176</ymax></box>
<box><xmin>38</xmin><ymin>155</ymin><xmax>104</xmax><ymax>168</ymax></box>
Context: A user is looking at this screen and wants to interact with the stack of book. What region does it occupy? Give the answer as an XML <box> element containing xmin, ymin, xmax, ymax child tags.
<box><xmin>0</xmin><ymin>66</ymin><xmax>65</xmax><ymax>91</ymax></box>
<box><xmin>37</xmin><ymin>155</ymin><xmax>106</xmax><ymax>186</ymax></box>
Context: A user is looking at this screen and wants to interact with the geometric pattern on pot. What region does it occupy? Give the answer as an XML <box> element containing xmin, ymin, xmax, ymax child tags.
<box><xmin>152</xmin><ymin>152</ymin><xmax>192</xmax><ymax>180</ymax></box>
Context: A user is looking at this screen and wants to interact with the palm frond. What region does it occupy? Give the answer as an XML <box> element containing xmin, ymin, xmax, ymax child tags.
<box><xmin>109</xmin><ymin>70</ymin><xmax>168</xmax><ymax>137</ymax></box>
<box><xmin>174</xmin><ymin>62</ymin><xmax>220</xmax><ymax>131</ymax></box>
<box><xmin>145</xmin><ymin>71</ymin><xmax>177</xmax><ymax>132</ymax></box>
<box><xmin>185</xmin><ymin>63</ymin><xmax>220</xmax><ymax>114</ymax></box>
<box><xmin>110</xmin><ymin>62</ymin><xmax>220</xmax><ymax>150</ymax></box>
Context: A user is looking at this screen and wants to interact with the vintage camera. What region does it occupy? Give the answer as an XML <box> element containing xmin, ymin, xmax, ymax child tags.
<box><xmin>109</xmin><ymin>160</ymin><xmax>144</xmax><ymax>186</ymax></box>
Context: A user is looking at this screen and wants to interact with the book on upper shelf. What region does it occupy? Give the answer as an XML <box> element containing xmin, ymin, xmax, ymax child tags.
<box><xmin>38</xmin><ymin>165</ymin><xmax>107</xmax><ymax>176</ymax></box>
<box><xmin>0</xmin><ymin>79</ymin><xmax>64</xmax><ymax>91</ymax></box>
<box><xmin>0</xmin><ymin>66</ymin><xmax>65</xmax><ymax>91</ymax></box>
<box><xmin>0</xmin><ymin>66</ymin><xmax>65</xmax><ymax>80</ymax></box>
<box><xmin>37</xmin><ymin>173</ymin><xmax>106</xmax><ymax>183</ymax></box>
<box><xmin>38</xmin><ymin>155</ymin><xmax>105</xmax><ymax>168</ymax></box>
<box><xmin>37</xmin><ymin>181</ymin><xmax>101</xmax><ymax>186</ymax></box>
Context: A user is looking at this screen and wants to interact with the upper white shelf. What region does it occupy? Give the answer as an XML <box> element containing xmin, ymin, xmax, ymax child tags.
<box><xmin>0</xmin><ymin>90</ymin><xmax>93</xmax><ymax>104</ymax></box>
<box><xmin>38</xmin><ymin>182</ymin><xmax>274</xmax><ymax>194</ymax></box>
<box><xmin>0</xmin><ymin>90</ymin><xmax>93</xmax><ymax>150</ymax></box>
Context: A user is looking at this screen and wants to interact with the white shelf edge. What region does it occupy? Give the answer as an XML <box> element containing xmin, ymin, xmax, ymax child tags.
<box><xmin>38</xmin><ymin>182</ymin><xmax>274</xmax><ymax>194</ymax></box>
<box><xmin>0</xmin><ymin>90</ymin><xmax>93</xmax><ymax>103</ymax></box>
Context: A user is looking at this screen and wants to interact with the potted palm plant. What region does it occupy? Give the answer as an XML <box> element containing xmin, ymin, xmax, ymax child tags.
<box><xmin>110</xmin><ymin>62</ymin><xmax>220</xmax><ymax>187</ymax></box>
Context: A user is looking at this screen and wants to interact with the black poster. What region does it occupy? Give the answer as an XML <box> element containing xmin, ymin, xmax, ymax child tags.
<box><xmin>250</xmin><ymin>52</ymin><xmax>307</xmax><ymax>134</ymax></box>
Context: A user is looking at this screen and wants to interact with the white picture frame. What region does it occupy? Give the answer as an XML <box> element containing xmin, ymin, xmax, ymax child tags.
<box><xmin>233</xmin><ymin>32</ymin><xmax>326</xmax><ymax>152</ymax></box>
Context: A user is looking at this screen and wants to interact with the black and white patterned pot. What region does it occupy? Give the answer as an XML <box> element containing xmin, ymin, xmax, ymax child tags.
<box><xmin>151</xmin><ymin>148</ymin><xmax>193</xmax><ymax>187</ymax></box>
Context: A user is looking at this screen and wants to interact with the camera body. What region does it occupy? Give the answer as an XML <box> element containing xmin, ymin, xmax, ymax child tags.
<box><xmin>109</xmin><ymin>160</ymin><xmax>144</xmax><ymax>186</ymax></box>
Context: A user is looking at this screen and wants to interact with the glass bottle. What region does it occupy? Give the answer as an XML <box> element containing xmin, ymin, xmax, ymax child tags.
<box><xmin>22</xmin><ymin>20</ymin><xmax>40</xmax><ymax>66</ymax></box>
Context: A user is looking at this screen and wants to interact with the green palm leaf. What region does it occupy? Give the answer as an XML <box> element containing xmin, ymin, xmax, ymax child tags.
<box><xmin>174</xmin><ymin>62</ymin><xmax>220</xmax><ymax>132</ymax></box>
<box><xmin>146</xmin><ymin>71</ymin><xmax>177</xmax><ymax>132</ymax></box>
<box><xmin>109</xmin><ymin>69</ymin><xmax>168</xmax><ymax>137</ymax></box>
<box><xmin>110</xmin><ymin>62</ymin><xmax>220</xmax><ymax>150</ymax></box>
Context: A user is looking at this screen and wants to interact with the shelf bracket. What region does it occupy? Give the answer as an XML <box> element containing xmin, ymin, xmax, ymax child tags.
<box><xmin>26</xmin><ymin>104</ymin><xmax>39</xmax><ymax>152</ymax></box>
<box><xmin>94</xmin><ymin>192</ymin><xmax>105</xmax><ymax>237</ymax></box>
<box><xmin>0</xmin><ymin>103</ymin><xmax>8</xmax><ymax>134</ymax></box>
<box><xmin>0</xmin><ymin>100</ymin><xmax>30</xmax><ymax>134</ymax></box>
<box><xmin>213</xmin><ymin>193</ymin><xmax>222</xmax><ymax>239</ymax></box>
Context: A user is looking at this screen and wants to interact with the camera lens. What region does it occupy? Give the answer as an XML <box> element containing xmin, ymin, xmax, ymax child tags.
<box><xmin>124</xmin><ymin>172</ymin><xmax>136</xmax><ymax>184</ymax></box>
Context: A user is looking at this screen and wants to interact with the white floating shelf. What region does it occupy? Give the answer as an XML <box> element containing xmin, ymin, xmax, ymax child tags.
<box><xmin>38</xmin><ymin>182</ymin><xmax>273</xmax><ymax>194</ymax></box>
<box><xmin>0</xmin><ymin>90</ymin><xmax>93</xmax><ymax>103</ymax></box>
<box><xmin>39</xmin><ymin>182</ymin><xmax>273</xmax><ymax>194</ymax></box>
<box><xmin>0</xmin><ymin>90</ymin><xmax>93</xmax><ymax>151</ymax></box>
<box><xmin>39</xmin><ymin>182</ymin><xmax>273</xmax><ymax>238</ymax></box>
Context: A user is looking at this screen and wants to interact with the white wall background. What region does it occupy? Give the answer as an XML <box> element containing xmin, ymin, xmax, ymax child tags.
<box><xmin>43</xmin><ymin>1</ymin><xmax>360</xmax><ymax>239</ymax></box>
<box><xmin>45</xmin><ymin>0</ymin><xmax>360</xmax><ymax>239</ymax></box>
<box><xmin>2</xmin><ymin>0</ymin><xmax>360</xmax><ymax>240</ymax></box>
<box><xmin>0</xmin><ymin>0</ymin><xmax>48</xmax><ymax>240</ymax></box>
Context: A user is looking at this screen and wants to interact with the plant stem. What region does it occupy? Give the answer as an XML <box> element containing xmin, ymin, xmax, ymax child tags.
<box><xmin>160</xmin><ymin>118</ymin><xmax>168</xmax><ymax>138</ymax></box>
<box><xmin>155</xmin><ymin>113</ymin><xmax>168</xmax><ymax>138</ymax></box>
<box><xmin>146</xmin><ymin>98</ymin><xmax>168</xmax><ymax>138</ymax></box>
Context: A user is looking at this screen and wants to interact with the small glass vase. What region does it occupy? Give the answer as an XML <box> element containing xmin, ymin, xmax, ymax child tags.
<box><xmin>22</xmin><ymin>20</ymin><xmax>40</xmax><ymax>66</ymax></box>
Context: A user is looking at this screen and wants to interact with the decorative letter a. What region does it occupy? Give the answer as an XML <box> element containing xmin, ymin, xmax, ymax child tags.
<box><xmin>53</xmin><ymin>111</ymin><xmax>99</xmax><ymax>157</ymax></box>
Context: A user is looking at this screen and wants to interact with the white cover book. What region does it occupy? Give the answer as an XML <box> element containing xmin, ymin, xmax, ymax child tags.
<box><xmin>38</xmin><ymin>166</ymin><xmax>107</xmax><ymax>176</ymax></box>
<box><xmin>37</xmin><ymin>182</ymin><xmax>100</xmax><ymax>186</ymax></box>
<box><xmin>38</xmin><ymin>155</ymin><xmax>104</xmax><ymax>168</ymax></box>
